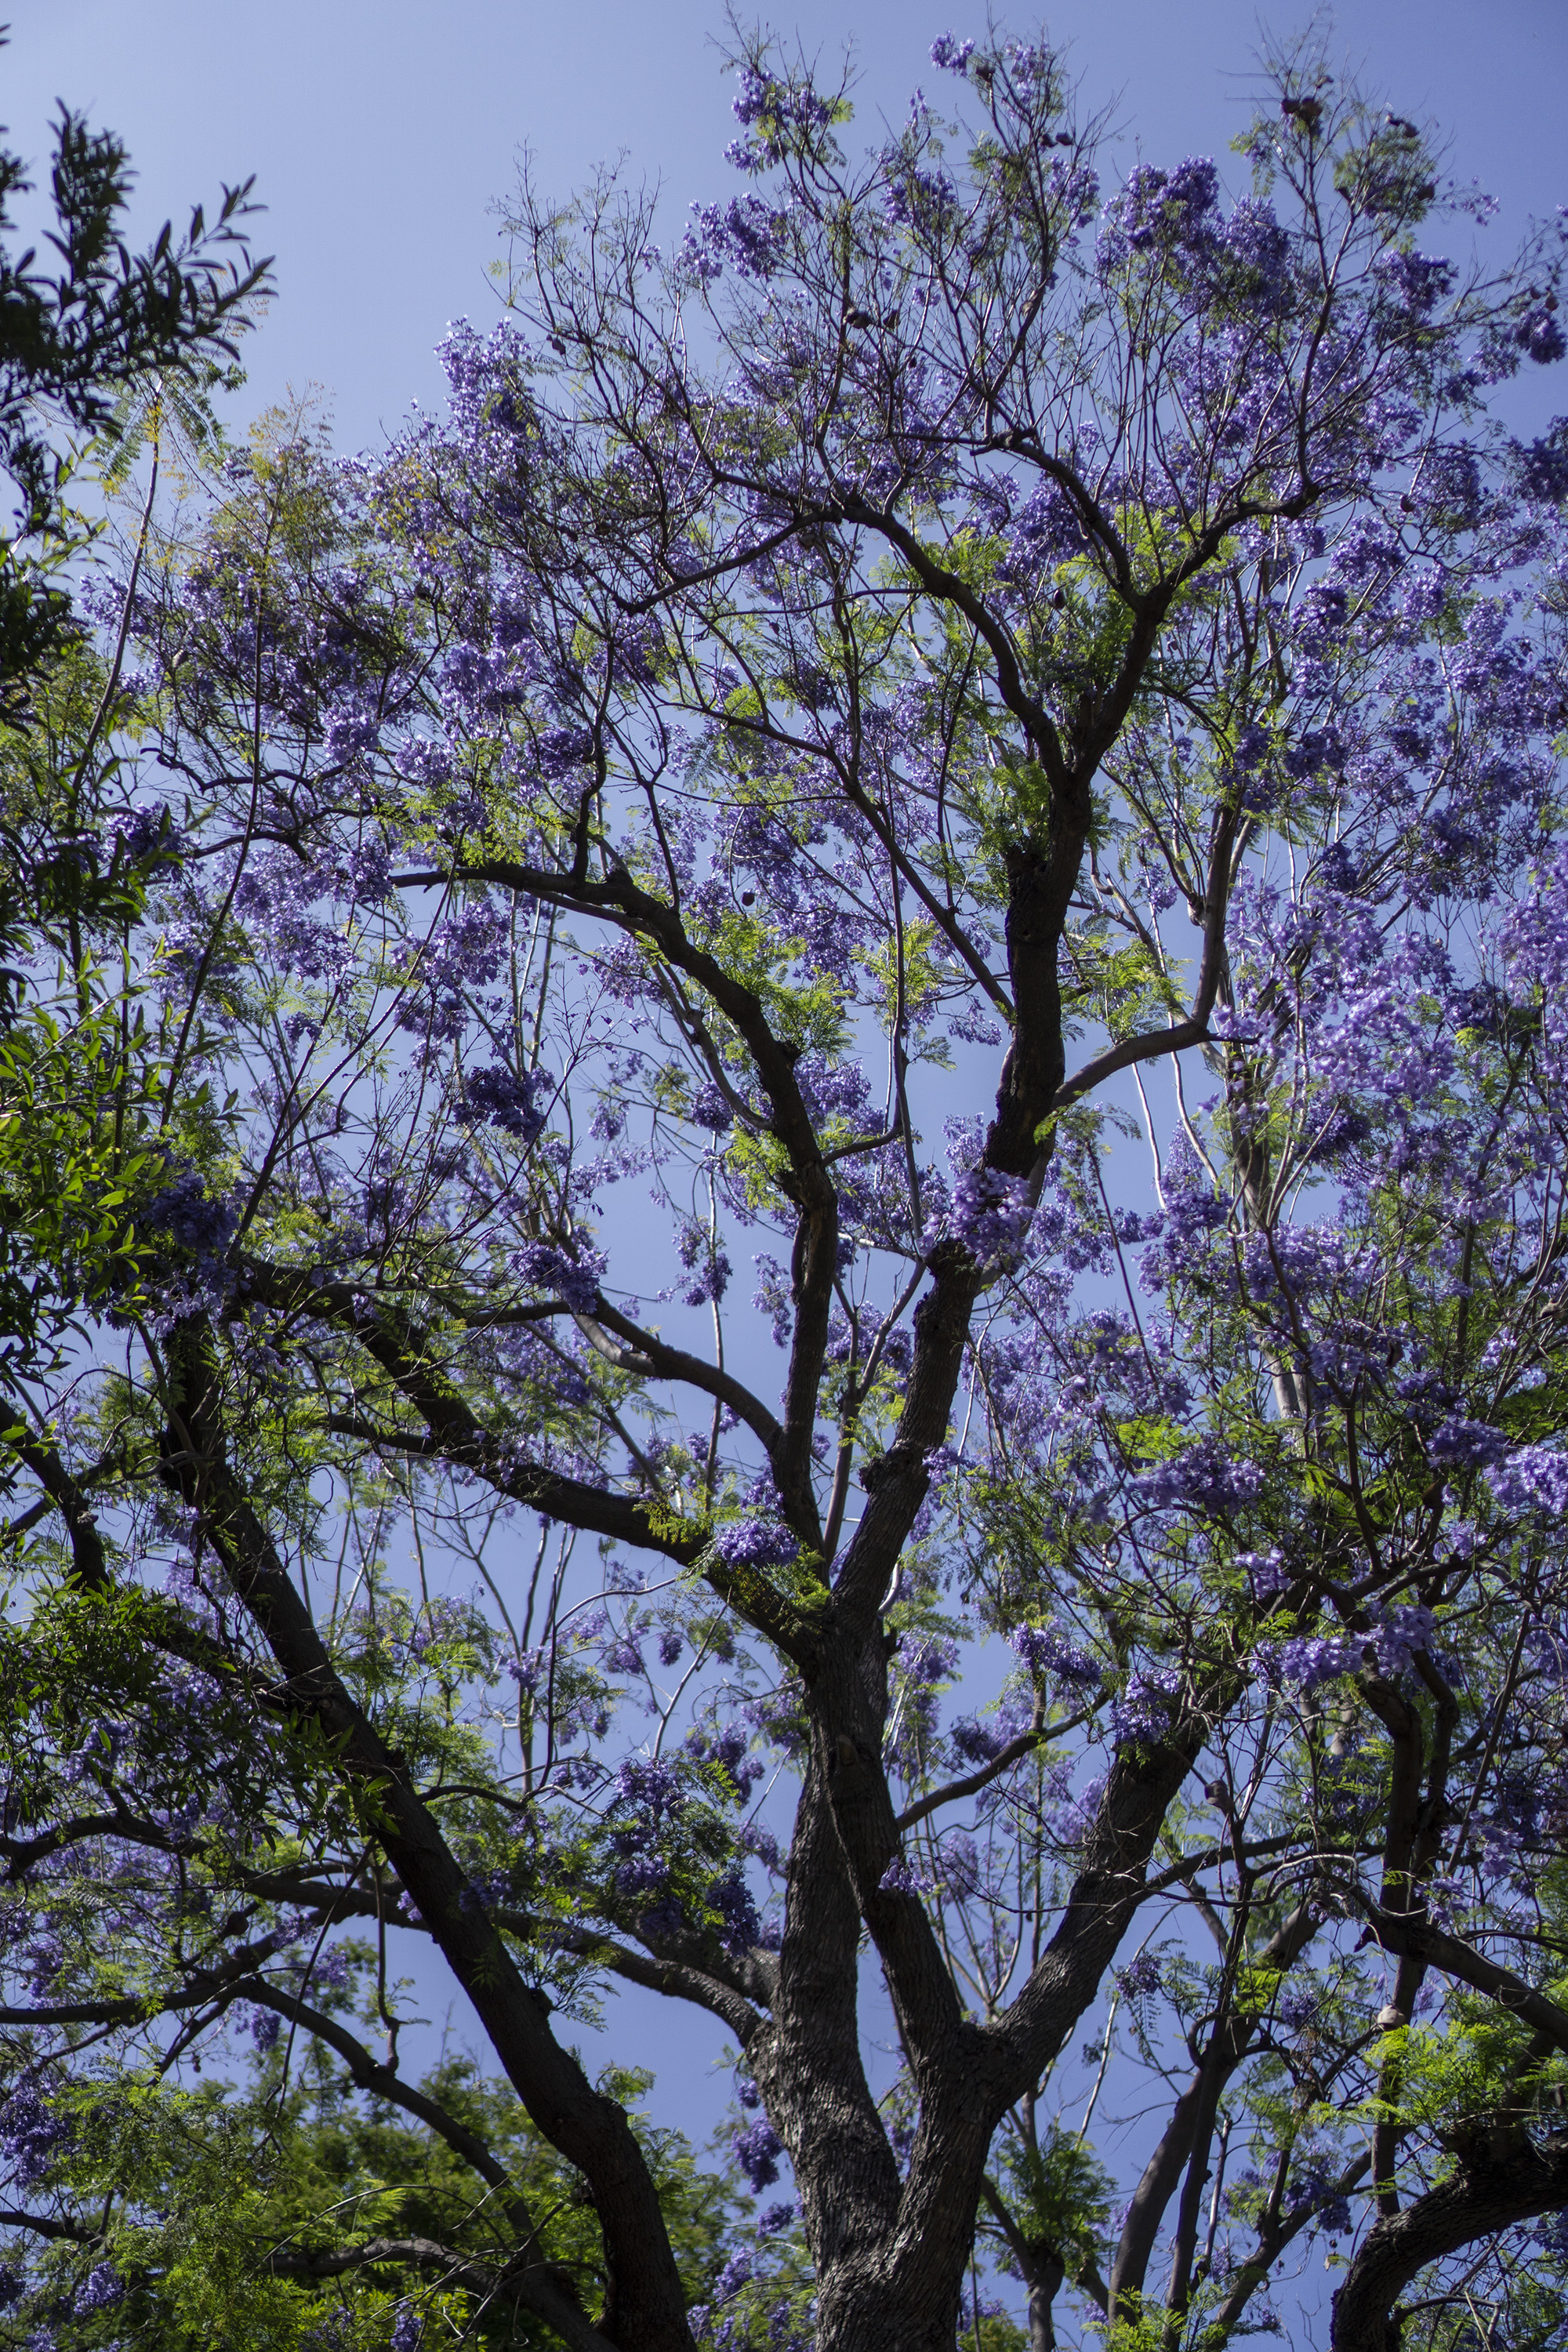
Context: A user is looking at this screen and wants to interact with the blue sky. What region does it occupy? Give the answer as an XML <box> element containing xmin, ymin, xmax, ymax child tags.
<box><xmin>13</xmin><ymin>0</ymin><xmax>1568</xmax><ymax>454</ymax></box>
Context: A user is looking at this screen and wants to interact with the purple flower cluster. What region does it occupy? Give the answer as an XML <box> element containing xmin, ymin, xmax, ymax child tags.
<box><xmin>143</xmin><ymin>1167</ymin><xmax>238</xmax><ymax>1260</ymax></box>
<box><xmin>232</xmin><ymin>848</ymin><xmax>353</xmax><ymax>982</ymax></box>
<box><xmin>683</xmin><ymin>195</ymin><xmax>792</xmax><ymax>285</ymax></box>
<box><xmin>713</xmin><ymin>1515</ymin><xmax>797</xmax><ymax>1570</ymax></box>
<box><xmin>1113</xmin><ymin>1950</ymin><xmax>1162</xmax><ymax>2002</ymax></box>
<box><xmin>1011</xmin><ymin>1621</ymin><xmax>1102</xmax><ymax>1690</ymax></box>
<box><xmin>677</xmin><ymin>1221</ymin><xmax>733</xmax><ymax>1305</ymax></box>
<box><xmin>946</xmin><ymin>1165</ymin><xmax>1033</xmax><ymax>1270</ymax></box>
<box><xmin>732</xmin><ymin>2075</ymin><xmax>785</xmax><ymax>2190</ymax></box>
<box><xmin>511</xmin><ymin>1239</ymin><xmax>604</xmax><ymax>1311</ymax></box>
<box><xmin>1112</xmin><ymin>1666</ymin><xmax>1182</xmax><ymax>1748</ymax></box>
<box><xmin>1239</xmin><ymin>1548</ymin><xmax>1290</xmax><ymax>1595</ymax></box>
<box><xmin>1268</xmin><ymin>1605</ymin><xmax>1436</xmax><ymax>1693</ymax></box>
<box><xmin>109</xmin><ymin>796</ymin><xmax>185</xmax><ymax>870</ymax></box>
<box><xmin>605</xmin><ymin>1755</ymin><xmax>684</xmax><ymax>1916</ymax></box>
<box><xmin>1427</xmin><ymin>1416</ymin><xmax>1509</xmax><ymax>1471</ymax></box>
<box><xmin>1134</xmin><ymin>1439</ymin><xmax>1264</xmax><ymax>1516</ymax></box>
<box><xmin>707</xmin><ymin>1866</ymin><xmax>762</xmax><ymax>1955</ymax></box>
<box><xmin>0</xmin><ymin>2084</ymin><xmax>68</xmax><ymax>2189</ymax></box>
<box><xmin>949</xmin><ymin>1715</ymin><xmax>1006</xmax><ymax>1763</ymax></box>
<box><xmin>390</xmin><ymin>2303</ymin><xmax>425</xmax><ymax>2352</ymax></box>
<box><xmin>453</xmin><ymin>1062</ymin><xmax>550</xmax><ymax>1142</ymax></box>
<box><xmin>1287</xmin><ymin>2161</ymin><xmax>1354</xmax><ymax>2239</ymax></box>
<box><xmin>726</xmin><ymin>64</ymin><xmax>837</xmax><ymax>174</ymax></box>
<box><xmin>1488</xmin><ymin>1445</ymin><xmax>1568</xmax><ymax>1516</ymax></box>
<box><xmin>686</xmin><ymin>1722</ymin><xmax>765</xmax><ymax>1802</ymax></box>
<box><xmin>73</xmin><ymin>2263</ymin><xmax>123</xmax><ymax>2314</ymax></box>
<box><xmin>396</xmin><ymin>901</ymin><xmax>506</xmax><ymax>1043</ymax></box>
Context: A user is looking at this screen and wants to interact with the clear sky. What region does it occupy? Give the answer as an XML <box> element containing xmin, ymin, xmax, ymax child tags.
<box><xmin>12</xmin><ymin>0</ymin><xmax>1568</xmax><ymax>455</ymax></box>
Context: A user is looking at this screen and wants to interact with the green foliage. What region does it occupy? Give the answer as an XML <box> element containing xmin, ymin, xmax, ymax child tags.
<box><xmin>4</xmin><ymin>2044</ymin><xmax>761</xmax><ymax>2351</ymax></box>
<box><xmin>999</xmin><ymin>2121</ymin><xmax>1113</xmax><ymax>2285</ymax></box>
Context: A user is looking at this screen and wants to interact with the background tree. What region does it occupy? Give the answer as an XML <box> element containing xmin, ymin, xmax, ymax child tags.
<box><xmin>0</xmin><ymin>49</ymin><xmax>269</xmax><ymax>1395</ymax></box>
<box><xmin>3</xmin><ymin>22</ymin><xmax>1568</xmax><ymax>2352</ymax></box>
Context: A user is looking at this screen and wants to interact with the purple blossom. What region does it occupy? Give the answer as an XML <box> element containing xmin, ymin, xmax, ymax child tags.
<box><xmin>1134</xmin><ymin>1439</ymin><xmax>1264</xmax><ymax>1515</ymax></box>
<box><xmin>454</xmin><ymin>1062</ymin><xmax>550</xmax><ymax>1142</ymax></box>
<box><xmin>713</xmin><ymin>1515</ymin><xmax>797</xmax><ymax>1569</ymax></box>
<box><xmin>0</xmin><ymin>2085</ymin><xmax>68</xmax><ymax>2189</ymax></box>
<box><xmin>1428</xmin><ymin>1416</ymin><xmax>1509</xmax><ymax>1471</ymax></box>
<box><xmin>690</xmin><ymin>1080</ymin><xmax>735</xmax><ymax>1131</ymax></box>
<box><xmin>613</xmin><ymin>1754</ymin><xmax>684</xmax><ymax>1817</ymax></box>
<box><xmin>231</xmin><ymin>848</ymin><xmax>351</xmax><ymax>981</ymax></box>
<box><xmin>1240</xmin><ymin>1548</ymin><xmax>1290</xmax><ymax>1594</ymax></box>
<box><xmin>1114</xmin><ymin>1950</ymin><xmax>1162</xmax><ymax>2002</ymax></box>
<box><xmin>73</xmin><ymin>2264</ymin><xmax>123</xmax><ymax>2314</ymax></box>
<box><xmin>1287</xmin><ymin>2161</ymin><xmax>1354</xmax><ymax>2238</ymax></box>
<box><xmin>1518</xmin><ymin>307</ymin><xmax>1567</xmax><ymax>365</ymax></box>
<box><xmin>1488</xmin><ymin>1445</ymin><xmax>1568</xmax><ymax>1516</ymax></box>
<box><xmin>886</xmin><ymin>1632</ymin><xmax>959</xmax><ymax>1773</ymax></box>
<box><xmin>946</xmin><ymin>1165</ymin><xmax>1033</xmax><ymax>1270</ymax></box>
<box><xmin>949</xmin><ymin>1715</ymin><xmax>1006</xmax><ymax>1763</ymax></box>
<box><xmin>108</xmin><ymin>796</ymin><xmax>184</xmax><ymax>869</ymax></box>
<box><xmin>726</xmin><ymin>63</ymin><xmax>837</xmax><ymax>172</ymax></box>
<box><xmin>708</xmin><ymin>1866</ymin><xmax>762</xmax><ymax>1954</ymax></box>
<box><xmin>511</xmin><ymin>1239</ymin><xmax>604</xmax><ymax>1310</ymax></box>
<box><xmin>1112</xmin><ymin>1666</ymin><xmax>1182</xmax><ymax>1748</ymax></box>
<box><xmin>396</xmin><ymin>901</ymin><xmax>507</xmax><ymax>1040</ymax></box>
<box><xmin>936</xmin><ymin>1831</ymin><xmax>979</xmax><ymax>1898</ymax></box>
<box><xmin>677</xmin><ymin>1220</ymin><xmax>732</xmax><ymax>1304</ymax></box>
<box><xmin>1001</xmin><ymin>477</ymin><xmax>1088</xmax><ymax>586</ymax></box>
<box><xmin>684</xmin><ymin>195</ymin><xmax>792</xmax><ymax>284</ymax></box>
<box><xmin>1011</xmin><ymin>1622</ymin><xmax>1102</xmax><ymax>1689</ymax></box>
<box><xmin>1519</xmin><ymin>419</ymin><xmax>1568</xmax><ymax>503</ymax></box>
<box><xmin>143</xmin><ymin>1167</ymin><xmax>238</xmax><ymax>1259</ymax></box>
<box><xmin>733</xmin><ymin>2114</ymin><xmax>784</xmax><ymax>2192</ymax></box>
<box><xmin>604</xmin><ymin>1632</ymin><xmax>644</xmax><ymax>1679</ymax></box>
<box><xmin>1268</xmin><ymin>1605</ymin><xmax>1437</xmax><ymax>1693</ymax></box>
<box><xmin>686</xmin><ymin>1722</ymin><xmax>764</xmax><ymax>1800</ymax></box>
<box><xmin>752</xmin><ymin>1256</ymin><xmax>793</xmax><ymax>1347</ymax></box>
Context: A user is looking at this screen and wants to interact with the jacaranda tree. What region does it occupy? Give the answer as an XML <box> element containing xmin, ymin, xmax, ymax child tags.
<box><xmin>5</xmin><ymin>24</ymin><xmax>1568</xmax><ymax>2352</ymax></box>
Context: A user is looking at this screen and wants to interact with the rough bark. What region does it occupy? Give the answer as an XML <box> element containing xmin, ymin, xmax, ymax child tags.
<box><xmin>1331</xmin><ymin>2137</ymin><xmax>1568</xmax><ymax>2352</ymax></box>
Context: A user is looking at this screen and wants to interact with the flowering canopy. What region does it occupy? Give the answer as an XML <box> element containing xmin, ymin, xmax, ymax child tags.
<box><xmin>3</xmin><ymin>23</ymin><xmax>1568</xmax><ymax>2352</ymax></box>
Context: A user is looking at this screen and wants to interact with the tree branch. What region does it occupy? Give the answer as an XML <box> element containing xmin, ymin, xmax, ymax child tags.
<box><xmin>262</xmin><ymin>2234</ymin><xmax>618</xmax><ymax>2352</ymax></box>
<box><xmin>1331</xmin><ymin>2138</ymin><xmax>1568</xmax><ymax>2352</ymax></box>
<box><xmin>894</xmin><ymin>1707</ymin><xmax>1058</xmax><ymax>1833</ymax></box>
<box><xmin>155</xmin><ymin>1312</ymin><xmax>700</xmax><ymax>2352</ymax></box>
<box><xmin>1345</xmin><ymin>1891</ymin><xmax>1568</xmax><ymax>2058</ymax></box>
<box><xmin>240</xmin><ymin>1261</ymin><xmax>820</xmax><ymax>1668</ymax></box>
